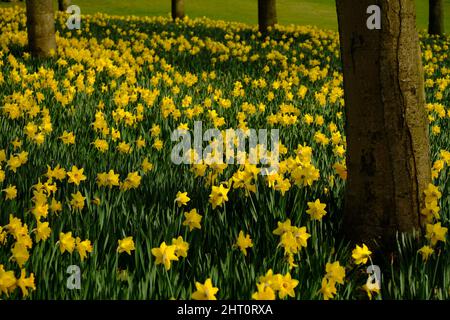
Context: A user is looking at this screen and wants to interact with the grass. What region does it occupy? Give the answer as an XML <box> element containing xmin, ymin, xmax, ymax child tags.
<box><xmin>1</xmin><ymin>0</ymin><xmax>450</xmax><ymax>31</ymax></box>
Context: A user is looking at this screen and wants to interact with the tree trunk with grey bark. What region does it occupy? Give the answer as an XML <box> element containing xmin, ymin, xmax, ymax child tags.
<box><xmin>258</xmin><ymin>0</ymin><xmax>277</xmax><ymax>34</ymax></box>
<box><xmin>26</xmin><ymin>0</ymin><xmax>57</xmax><ymax>58</ymax></box>
<box><xmin>336</xmin><ymin>0</ymin><xmax>431</xmax><ymax>248</ymax></box>
<box><xmin>429</xmin><ymin>0</ymin><xmax>445</xmax><ymax>35</ymax></box>
<box><xmin>171</xmin><ymin>0</ymin><xmax>184</xmax><ymax>20</ymax></box>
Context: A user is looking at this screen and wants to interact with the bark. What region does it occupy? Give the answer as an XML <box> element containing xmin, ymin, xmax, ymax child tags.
<box><xmin>26</xmin><ymin>0</ymin><xmax>57</xmax><ymax>58</ymax></box>
<box><xmin>258</xmin><ymin>0</ymin><xmax>277</xmax><ymax>34</ymax></box>
<box><xmin>429</xmin><ymin>0</ymin><xmax>445</xmax><ymax>35</ymax></box>
<box><xmin>336</xmin><ymin>0</ymin><xmax>431</xmax><ymax>248</ymax></box>
<box><xmin>58</xmin><ymin>0</ymin><xmax>71</xmax><ymax>11</ymax></box>
<box><xmin>171</xmin><ymin>0</ymin><xmax>185</xmax><ymax>20</ymax></box>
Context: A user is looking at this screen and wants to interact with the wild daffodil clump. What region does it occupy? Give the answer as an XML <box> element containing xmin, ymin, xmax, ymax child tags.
<box><xmin>0</xmin><ymin>7</ymin><xmax>449</xmax><ymax>299</ymax></box>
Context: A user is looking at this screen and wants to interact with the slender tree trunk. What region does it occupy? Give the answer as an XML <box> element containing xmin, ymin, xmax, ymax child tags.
<box><xmin>336</xmin><ymin>0</ymin><xmax>431</xmax><ymax>248</ymax></box>
<box><xmin>258</xmin><ymin>0</ymin><xmax>277</xmax><ymax>34</ymax></box>
<box><xmin>171</xmin><ymin>0</ymin><xmax>184</xmax><ymax>20</ymax></box>
<box><xmin>58</xmin><ymin>0</ymin><xmax>71</xmax><ymax>11</ymax></box>
<box><xmin>429</xmin><ymin>0</ymin><xmax>445</xmax><ymax>35</ymax></box>
<box><xmin>26</xmin><ymin>0</ymin><xmax>56</xmax><ymax>58</ymax></box>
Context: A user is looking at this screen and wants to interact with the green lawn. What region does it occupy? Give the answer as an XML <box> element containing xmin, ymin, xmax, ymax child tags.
<box><xmin>1</xmin><ymin>0</ymin><xmax>449</xmax><ymax>31</ymax></box>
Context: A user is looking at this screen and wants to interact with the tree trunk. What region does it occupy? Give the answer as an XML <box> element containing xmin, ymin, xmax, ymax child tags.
<box><xmin>429</xmin><ymin>0</ymin><xmax>445</xmax><ymax>35</ymax></box>
<box><xmin>58</xmin><ymin>0</ymin><xmax>71</xmax><ymax>11</ymax></box>
<box><xmin>336</xmin><ymin>0</ymin><xmax>431</xmax><ymax>248</ymax></box>
<box><xmin>258</xmin><ymin>0</ymin><xmax>277</xmax><ymax>34</ymax></box>
<box><xmin>26</xmin><ymin>0</ymin><xmax>57</xmax><ymax>58</ymax></box>
<box><xmin>171</xmin><ymin>0</ymin><xmax>185</xmax><ymax>20</ymax></box>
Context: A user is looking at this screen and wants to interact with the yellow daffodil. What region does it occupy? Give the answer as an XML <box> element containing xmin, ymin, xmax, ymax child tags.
<box><xmin>418</xmin><ymin>245</ymin><xmax>434</xmax><ymax>261</ymax></box>
<box><xmin>175</xmin><ymin>191</ymin><xmax>190</xmax><ymax>207</ymax></box>
<box><xmin>320</xmin><ymin>277</ymin><xmax>337</xmax><ymax>300</ymax></box>
<box><xmin>151</xmin><ymin>241</ymin><xmax>178</xmax><ymax>270</ymax></box>
<box><xmin>67</xmin><ymin>166</ymin><xmax>87</xmax><ymax>185</ymax></box>
<box><xmin>306</xmin><ymin>199</ymin><xmax>327</xmax><ymax>221</ymax></box>
<box><xmin>325</xmin><ymin>261</ymin><xmax>345</xmax><ymax>285</ymax></box>
<box><xmin>70</xmin><ymin>191</ymin><xmax>86</xmax><ymax>211</ymax></box>
<box><xmin>16</xmin><ymin>269</ymin><xmax>36</xmax><ymax>297</ymax></box>
<box><xmin>425</xmin><ymin>222</ymin><xmax>447</xmax><ymax>246</ymax></box>
<box><xmin>352</xmin><ymin>244</ymin><xmax>372</xmax><ymax>265</ymax></box>
<box><xmin>235</xmin><ymin>231</ymin><xmax>253</xmax><ymax>256</ymax></box>
<box><xmin>76</xmin><ymin>237</ymin><xmax>93</xmax><ymax>261</ymax></box>
<box><xmin>172</xmin><ymin>236</ymin><xmax>189</xmax><ymax>258</ymax></box>
<box><xmin>209</xmin><ymin>184</ymin><xmax>229</xmax><ymax>209</ymax></box>
<box><xmin>11</xmin><ymin>242</ymin><xmax>30</xmax><ymax>267</ymax></box>
<box><xmin>117</xmin><ymin>236</ymin><xmax>135</xmax><ymax>255</ymax></box>
<box><xmin>182</xmin><ymin>208</ymin><xmax>202</xmax><ymax>231</ymax></box>
<box><xmin>252</xmin><ymin>283</ymin><xmax>276</xmax><ymax>300</ymax></box>
<box><xmin>59</xmin><ymin>232</ymin><xmax>76</xmax><ymax>254</ymax></box>
<box><xmin>277</xmin><ymin>273</ymin><xmax>299</xmax><ymax>299</ymax></box>
<box><xmin>2</xmin><ymin>185</ymin><xmax>17</xmax><ymax>200</ymax></box>
<box><xmin>35</xmin><ymin>221</ymin><xmax>51</xmax><ymax>242</ymax></box>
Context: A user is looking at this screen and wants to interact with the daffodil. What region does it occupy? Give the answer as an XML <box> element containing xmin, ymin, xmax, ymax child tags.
<box><xmin>35</xmin><ymin>221</ymin><xmax>51</xmax><ymax>242</ymax></box>
<box><xmin>175</xmin><ymin>191</ymin><xmax>190</xmax><ymax>207</ymax></box>
<box><xmin>362</xmin><ymin>282</ymin><xmax>380</xmax><ymax>300</ymax></box>
<box><xmin>252</xmin><ymin>283</ymin><xmax>275</xmax><ymax>300</ymax></box>
<box><xmin>0</xmin><ymin>265</ymin><xmax>16</xmax><ymax>295</ymax></box>
<box><xmin>425</xmin><ymin>222</ymin><xmax>447</xmax><ymax>246</ymax></box>
<box><xmin>16</xmin><ymin>269</ymin><xmax>36</xmax><ymax>297</ymax></box>
<box><xmin>0</xmin><ymin>227</ymin><xmax>6</xmax><ymax>245</ymax></box>
<box><xmin>2</xmin><ymin>185</ymin><xmax>17</xmax><ymax>200</ymax></box>
<box><xmin>117</xmin><ymin>236</ymin><xmax>135</xmax><ymax>255</ymax></box>
<box><xmin>59</xmin><ymin>131</ymin><xmax>76</xmax><ymax>145</ymax></box>
<box><xmin>50</xmin><ymin>198</ymin><xmax>63</xmax><ymax>213</ymax></box>
<box><xmin>320</xmin><ymin>277</ymin><xmax>337</xmax><ymax>300</ymax></box>
<box><xmin>97</xmin><ymin>170</ymin><xmax>120</xmax><ymax>188</ymax></box>
<box><xmin>235</xmin><ymin>231</ymin><xmax>253</xmax><ymax>256</ymax></box>
<box><xmin>352</xmin><ymin>244</ymin><xmax>372</xmax><ymax>265</ymax></box>
<box><xmin>153</xmin><ymin>139</ymin><xmax>164</xmax><ymax>151</ymax></box>
<box><xmin>418</xmin><ymin>245</ymin><xmax>434</xmax><ymax>261</ymax></box>
<box><xmin>172</xmin><ymin>236</ymin><xmax>189</xmax><ymax>258</ymax></box>
<box><xmin>76</xmin><ymin>237</ymin><xmax>93</xmax><ymax>261</ymax></box>
<box><xmin>306</xmin><ymin>199</ymin><xmax>327</xmax><ymax>220</ymax></box>
<box><xmin>273</xmin><ymin>219</ymin><xmax>292</xmax><ymax>236</ymax></box>
<box><xmin>424</xmin><ymin>183</ymin><xmax>442</xmax><ymax>201</ymax></box>
<box><xmin>11</xmin><ymin>242</ymin><xmax>30</xmax><ymax>267</ymax></box>
<box><xmin>7</xmin><ymin>156</ymin><xmax>21</xmax><ymax>172</ymax></box>
<box><xmin>46</xmin><ymin>164</ymin><xmax>66</xmax><ymax>181</ymax></box>
<box><xmin>325</xmin><ymin>261</ymin><xmax>345</xmax><ymax>285</ymax></box>
<box><xmin>292</xmin><ymin>226</ymin><xmax>310</xmax><ymax>248</ymax></box>
<box><xmin>70</xmin><ymin>191</ymin><xmax>86</xmax><ymax>211</ymax></box>
<box><xmin>59</xmin><ymin>232</ymin><xmax>76</xmax><ymax>254</ymax></box>
<box><xmin>32</xmin><ymin>203</ymin><xmax>49</xmax><ymax>221</ymax></box>
<box><xmin>93</xmin><ymin>138</ymin><xmax>109</xmax><ymax>152</ymax></box>
<box><xmin>151</xmin><ymin>241</ymin><xmax>178</xmax><ymax>270</ymax></box>
<box><xmin>67</xmin><ymin>166</ymin><xmax>87</xmax><ymax>185</ymax></box>
<box><xmin>121</xmin><ymin>171</ymin><xmax>141</xmax><ymax>190</ymax></box>
<box><xmin>277</xmin><ymin>273</ymin><xmax>299</xmax><ymax>299</ymax></box>
<box><xmin>141</xmin><ymin>157</ymin><xmax>153</xmax><ymax>173</ymax></box>
<box><xmin>191</xmin><ymin>278</ymin><xmax>219</xmax><ymax>300</ymax></box>
<box><xmin>183</xmin><ymin>208</ymin><xmax>202</xmax><ymax>231</ymax></box>
<box><xmin>209</xmin><ymin>184</ymin><xmax>229</xmax><ymax>209</ymax></box>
